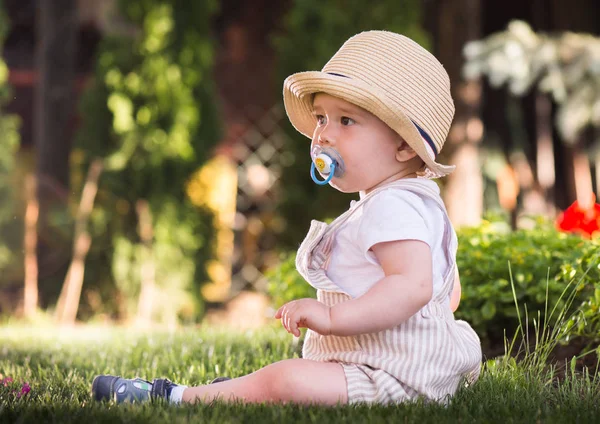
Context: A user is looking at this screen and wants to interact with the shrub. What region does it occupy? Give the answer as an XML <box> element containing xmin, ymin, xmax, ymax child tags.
<box><xmin>0</xmin><ymin>0</ymin><xmax>22</xmax><ymax>286</ymax></box>
<box><xmin>74</xmin><ymin>0</ymin><xmax>221</xmax><ymax>322</ymax></box>
<box><xmin>266</xmin><ymin>252</ymin><xmax>315</xmax><ymax>310</ymax></box>
<box><xmin>455</xmin><ymin>219</ymin><xmax>599</xmax><ymax>348</ymax></box>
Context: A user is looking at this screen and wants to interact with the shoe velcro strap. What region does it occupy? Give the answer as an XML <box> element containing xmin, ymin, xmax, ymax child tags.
<box><xmin>150</xmin><ymin>378</ymin><xmax>171</xmax><ymax>400</ymax></box>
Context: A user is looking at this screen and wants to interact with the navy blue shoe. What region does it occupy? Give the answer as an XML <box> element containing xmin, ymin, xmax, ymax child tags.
<box><xmin>91</xmin><ymin>375</ymin><xmax>176</xmax><ymax>403</ymax></box>
<box><xmin>92</xmin><ymin>375</ymin><xmax>231</xmax><ymax>403</ymax></box>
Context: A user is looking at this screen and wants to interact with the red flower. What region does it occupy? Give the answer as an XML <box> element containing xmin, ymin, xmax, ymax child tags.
<box><xmin>556</xmin><ymin>198</ymin><xmax>600</xmax><ymax>238</ymax></box>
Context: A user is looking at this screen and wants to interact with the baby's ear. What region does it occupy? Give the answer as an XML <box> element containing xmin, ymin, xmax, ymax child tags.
<box><xmin>395</xmin><ymin>140</ymin><xmax>418</xmax><ymax>163</ymax></box>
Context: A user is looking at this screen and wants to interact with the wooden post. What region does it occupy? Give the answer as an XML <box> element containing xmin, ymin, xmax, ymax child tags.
<box><xmin>432</xmin><ymin>0</ymin><xmax>483</xmax><ymax>227</ymax></box>
<box><xmin>55</xmin><ymin>159</ymin><xmax>103</xmax><ymax>325</ymax></box>
<box><xmin>595</xmin><ymin>150</ymin><xmax>600</xmax><ymax>200</ymax></box>
<box><xmin>35</xmin><ymin>0</ymin><xmax>77</xmax><ymax>309</ymax></box>
<box><xmin>35</xmin><ymin>0</ymin><xmax>77</xmax><ymax>190</ymax></box>
<box><xmin>573</xmin><ymin>146</ymin><xmax>594</xmax><ymax>208</ymax></box>
<box><xmin>535</xmin><ymin>94</ymin><xmax>556</xmax><ymax>213</ymax></box>
<box><xmin>135</xmin><ymin>199</ymin><xmax>156</xmax><ymax>327</ymax></box>
<box><xmin>23</xmin><ymin>174</ymin><xmax>39</xmax><ymax>318</ymax></box>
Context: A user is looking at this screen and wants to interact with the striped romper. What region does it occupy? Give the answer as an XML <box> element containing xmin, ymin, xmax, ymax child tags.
<box><xmin>295</xmin><ymin>179</ymin><xmax>482</xmax><ymax>404</ymax></box>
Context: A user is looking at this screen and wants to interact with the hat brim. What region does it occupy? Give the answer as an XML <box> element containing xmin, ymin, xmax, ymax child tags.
<box><xmin>283</xmin><ymin>71</ymin><xmax>455</xmax><ymax>178</ymax></box>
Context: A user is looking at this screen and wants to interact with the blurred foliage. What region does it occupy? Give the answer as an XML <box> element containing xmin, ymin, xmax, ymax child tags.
<box><xmin>265</xmin><ymin>252</ymin><xmax>315</xmax><ymax>309</ymax></box>
<box><xmin>464</xmin><ymin>20</ymin><xmax>600</xmax><ymax>143</ymax></box>
<box><xmin>455</xmin><ymin>218</ymin><xmax>600</xmax><ymax>348</ymax></box>
<box><xmin>272</xmin><ymin>0</ymin><xmax>428</xmax><ymax>249</ymax></box>
<box><xmin>0</xmin><ymin>0</ymin><xmax>21</xmax><ymax>282</ymax></box>
<box><xmin>74</xmin><ymin>0</ymin><xmax>221</xmax><ymax>323</ymax></box>
<box><xmin>266</xmin><ymin>217</ymin><xmax>600</xmax><ymax>348</ymax></box>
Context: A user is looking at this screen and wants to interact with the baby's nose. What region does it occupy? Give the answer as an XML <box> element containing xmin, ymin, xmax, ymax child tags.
<box><xmin>318</xmin><ymin>131</ymin><xmax>334</xmax><ymax>145</ymax></box>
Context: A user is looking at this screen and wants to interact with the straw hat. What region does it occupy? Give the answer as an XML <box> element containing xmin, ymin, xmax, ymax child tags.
<box><xmin>283</xmin><ymin>30</ymin><xmax>456</xmax><ymax>178</ymax></box>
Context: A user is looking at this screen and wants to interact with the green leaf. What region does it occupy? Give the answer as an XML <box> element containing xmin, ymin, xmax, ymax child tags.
<box><xmin>481</xmin><ymin>301</ymin><xmax>497</xmax><ymax>320</ymax></box>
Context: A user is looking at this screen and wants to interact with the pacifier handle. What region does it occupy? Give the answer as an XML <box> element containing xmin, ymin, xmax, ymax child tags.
<box><xmin>311</xmin><ymin>161</ymin><xmax>337</xmax><ymax>185</ymax></box>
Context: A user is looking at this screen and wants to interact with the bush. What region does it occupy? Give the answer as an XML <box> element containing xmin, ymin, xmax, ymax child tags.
<box><xmin>266</xmin><ymin>253</ymin><xmax>315</xmax><ymax>309</ymax></box>
<box><xmin>455</xmin><ymin>219</ymin><xmax>599</xmax><ymax>348</ymax></box>
<box><xmin>0</xmin><ymin>0</ymin><xmax>22</xmax><ymax>285</ymax></box>
<box><xmin>265</xmin><ymin>218</ymin><xmax>600</xmax><ymax>348</ymax></box>
<box><xmin>74</xmin><ymin>0</ymin><xmax>221</xmax><ymax>323</ymax></box>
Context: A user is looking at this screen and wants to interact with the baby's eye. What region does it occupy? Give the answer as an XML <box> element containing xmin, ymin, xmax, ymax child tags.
<box><xmin>341</xmin><ymin>116</ymin><xmax>355</xmax><ymax>126</ymax></box>
<box><xmin>316</xmin><ymin>115</ymin><xmax>327</xmax><ymax>126</ymax></box>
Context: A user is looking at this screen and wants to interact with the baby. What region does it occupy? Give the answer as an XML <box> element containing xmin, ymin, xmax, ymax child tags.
<box><xmin>92</xmin><ymin>30</ymin><xmax>482</xmax><ymax>406</ymax></box>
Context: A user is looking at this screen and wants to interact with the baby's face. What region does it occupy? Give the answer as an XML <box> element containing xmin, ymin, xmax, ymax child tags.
<box><xmin>311</xmin><ymin>93</ymin><xmax>411</xmax><ymax>193</ymax></box>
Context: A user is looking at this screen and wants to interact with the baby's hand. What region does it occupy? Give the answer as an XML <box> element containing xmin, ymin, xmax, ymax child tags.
<box><xmin>274</xmin><ymin>298</ymin><xmax>331</xmax><ymax>337</ymax></box>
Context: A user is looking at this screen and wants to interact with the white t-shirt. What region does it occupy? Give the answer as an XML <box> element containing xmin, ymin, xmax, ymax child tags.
<box><xmin>326</xmin><ymin>178</ymin><xmax>452</xmax><ymax>302</ymax></box>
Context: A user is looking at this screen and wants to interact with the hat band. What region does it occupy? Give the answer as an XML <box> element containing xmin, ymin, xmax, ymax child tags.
<box><xmin>326</xmin><ymin>72</ymin><xmax>349</xmax><ymax>78</ymax></box>
<box><xmin>411</xmin><ymin>120</ymin><xmax>438</xmax><ymax>157</ymax></box>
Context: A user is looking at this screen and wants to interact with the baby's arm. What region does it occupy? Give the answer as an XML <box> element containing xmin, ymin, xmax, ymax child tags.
<box><xmin>329</xmin><ymin>239</ymin><xmax>433</xmax><ymax>337</ymax></box>
<box><xmin>450</xmin><ymin>267</ymin><xmax>461</xmax><ymax>312</ymax></box>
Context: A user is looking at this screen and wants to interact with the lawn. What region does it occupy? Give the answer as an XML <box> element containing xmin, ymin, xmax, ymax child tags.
<box><xmin>0</xmin><ymin>325</ymin><xmax>599</xmax><ymax>423</ymax></box>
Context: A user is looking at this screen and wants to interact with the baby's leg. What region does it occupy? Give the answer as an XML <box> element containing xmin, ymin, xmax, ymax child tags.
<box><xmin>182</xmin><ymin>358</ymin><xmax>347</xmax><ymax>405</ymax></box>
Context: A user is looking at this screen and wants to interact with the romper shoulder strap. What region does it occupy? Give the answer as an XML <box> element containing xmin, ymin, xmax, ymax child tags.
<box><xmin>323</xmin><ymin>179</ymin><xmax>457</xmax><ymax>282</ymax></box>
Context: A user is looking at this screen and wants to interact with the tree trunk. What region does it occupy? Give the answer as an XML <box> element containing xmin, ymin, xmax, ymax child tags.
<box><xmin>563</xmin><ymin>143</ymin><xmax>593</xmax><ymax>209</ymax></box>
<box><xmin>135</xmin><ymin>199</ymin><xmax>156</xmax><ymax>328</ymax></box>
<box><xmin>23</xmin><ymin>174</ymin><xmax>39</xmax><ymax>318</ymax></box>
<box><xmin>35</xmin><ymin>0</ymin><xmax>77</xmax><ymax>191</ymax></box>
<box><xmin>496</xmin><ymin>164</ymin><xmax>519</xmax><ymax>229</ymax></box>
<box><xmin>35</xmin><ymin>0</ymin><xmax>77</xmax><ymax>306</ymax></box>
<box><xmin>55</xmin><ymin>159</ymin><xmax>103</xmax><ymax>325</ymax></box>
<box><xmin>432</xmin><ymin>0</ymin><xmax>483</xmax><ymax>227</ymax></box>
<box><xmin>535</xmin><ymin>94</ymin><xmax>555</xmax><ymax>213</ymax></box>
<box><xmin>595</xmin><ymin>150</ymin><xmax>600</xmax><ymax>200</ymax></box>
<box><xmin>572</xmin><ymin>145</ymin><xmax>594</xmax><ymax>208</ymax></box>
<box><xmin>548</xmin><ymin>0</ymin><xmax>599</xmax><ymax>209</ymax></box>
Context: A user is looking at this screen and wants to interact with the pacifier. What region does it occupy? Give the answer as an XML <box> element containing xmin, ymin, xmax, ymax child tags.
<box><xmin>310</xmin><ymin>146</ymin><xmax>345</xmax><ymax>185</ymax></box>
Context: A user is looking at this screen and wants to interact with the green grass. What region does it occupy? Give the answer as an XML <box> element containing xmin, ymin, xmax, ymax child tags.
<box><xmin>0</xmin><ymin>325</ymin><xmax>599</xmax><ymax>423</ymax></box>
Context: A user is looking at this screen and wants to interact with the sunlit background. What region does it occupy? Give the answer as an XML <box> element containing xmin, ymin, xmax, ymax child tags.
<box><xmin>0</xmin><ymin>0</ymin><xmax>599</xmax><ymax>358</ymax></box>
